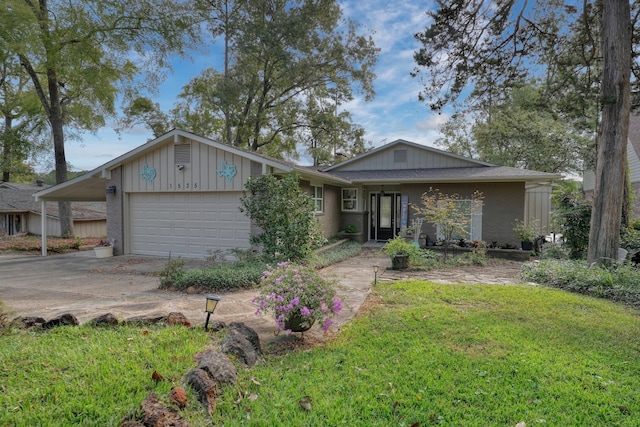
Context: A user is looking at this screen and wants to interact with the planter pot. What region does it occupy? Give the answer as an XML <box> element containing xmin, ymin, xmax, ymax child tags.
<box><xmin>94</xmin><ymin>246</ymin><xmax>113</xmax><ymax>258</ymax></box>
<box><xmin>520</xmin><ymin>241</ymin><xmax>533</xmax><ymax>251</ymax></box>
<box><xmin>391</xmin><ymin>254</ymin><xmax>409</xmax><ymax>270</ymax></box>
<box><xmin>284</xmin><ymin>314</ymin><xmax>315</xmax><ymax>332</ymax></box>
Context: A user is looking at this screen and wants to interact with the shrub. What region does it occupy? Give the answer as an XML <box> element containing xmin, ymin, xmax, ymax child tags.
<box><xmin>539</xmin><ymin>242</ymin><xmax>570</xmax><ymax>260</ymax></box>
<box><xmin>240</xmin><ymin>173</ymin><xmax>326</xmax><ymax>262</ymax></box>
<box><xmin>254</xmin><ymin>262</ymin><xmax>342</xmax><ymax>333</ymax></box>
<box><xmin>519</xmin><ymin>260</ymin><xmax>640</xmax><ymax>307</ymax></box>
<box><xmin>159</xmin><ymin>260</ymin><xmax>264</xmax><ymax>291</ymax></box>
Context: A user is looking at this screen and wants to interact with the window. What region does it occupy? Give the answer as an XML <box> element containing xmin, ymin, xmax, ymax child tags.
<box><xmin>310</xmin><ymin>185</ymin><xmax>323</xmax><ymax>212</ymax></box>
<box><xmin>342</xmin><ymin>188</ymin><xmax>357</xmax><ymax>211</ymax></box>
<box><xmin>435</xmin><ymin>200</ymin><xmax>483</xmax><ymax>241</ymax></box>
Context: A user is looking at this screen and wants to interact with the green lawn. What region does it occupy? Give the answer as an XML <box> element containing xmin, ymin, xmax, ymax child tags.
<box><xmin>215</xmin><ymin>281</ymin><xmax>640</xmax><ymax>426</ymax></box>
<box><xmin>1</xmin><ymin>281</ymin><xmax>639</xmax><ymax>426</ymax></box>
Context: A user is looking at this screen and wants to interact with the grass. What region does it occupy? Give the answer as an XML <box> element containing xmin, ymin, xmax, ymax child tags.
<box><xmin>0</xmin><ymin>325</ymin><xmax>212</xmax><ymax>426</ymax></box>
<box><xmin>2</xmin><ymin>280</ymin><xmax>640</xmax><ymax>425</ymax></box>
<box><xmin>213</xmin><ymin>281</ymin><xmax>640</xmax><ymax>426</ymax></box>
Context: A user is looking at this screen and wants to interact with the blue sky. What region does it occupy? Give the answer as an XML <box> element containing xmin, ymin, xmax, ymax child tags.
<box><xmin>66</xmin><ymin>0</ymin><xmax>445</xmax><ymax>171</ymax></box>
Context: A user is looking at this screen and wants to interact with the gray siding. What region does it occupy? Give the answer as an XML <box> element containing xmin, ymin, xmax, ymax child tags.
<box><xmin>336</xmin><ymin>142</ymin><xmax>480</xmax><ymax>171</ymax></box>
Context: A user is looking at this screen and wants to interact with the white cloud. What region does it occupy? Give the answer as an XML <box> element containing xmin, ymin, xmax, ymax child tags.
<box><xmin>62</xmin><ymin>0</ymin><xmax>439</xmax><ymax>171</ymax></box>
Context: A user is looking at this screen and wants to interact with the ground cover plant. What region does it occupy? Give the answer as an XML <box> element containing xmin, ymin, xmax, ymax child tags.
<box><xmin>0</xmin><ymin>324</ymin><xmax>211</xmax><ymax>426</ymax></box>
<box><xmin>159</xmin><ymin>240</ymin><xmax>361</xmax><ymax>291</ymax></box>
<box><xmin>214</xmin><ymin>281</ymin><xmax>640</xmax><ymax>426</ymax></box>
<box><xmin>519</xmin><ymin>259</ymin><xmax>640</xmax><ymax>307</ymax></box>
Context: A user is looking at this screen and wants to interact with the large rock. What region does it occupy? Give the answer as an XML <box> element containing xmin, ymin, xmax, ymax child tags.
<box><xmin>228</xmin><ymin>322</ymin><xmax>261</xmax><ymax>354</ymax></box>
<box><xmin>90</xmin><ymin>313</ymin><xmax>119</xmax><ymax>326</ymax></box>
<box><xmin>184</xmin><ymin>369</ymin><xmax>217</xmax><ymax>415</ymax></box>
<box><xmin>123</xmin><ymin>392</ymin><xmax>189</xmax><ymax>427</ymax></box>
<box><xmin>123</xmin><ymin>314</ymin><xmax>166</xmax><ymax>325</ymax></box>
<box><xmin>221</xmin><ymin>329</ymin><xmax>259</xmax><ymax>367</ymax></box>
<box><xmin>195</xmin><ymin>350</ymin><xmax>237</xmax><ymax>386</ymax></box>
<box><xmin>167</xmin><ymin>312</ymin><xmax>192</xmax><ymax>327</ymax></box>
<box><xmin>13</xmin><ymin>316</ymin><xmax>46</xmax><ymax>329</ymax></box>
<box><xmin>43</xmin><ymin>313</ymin><xmax>79</xmax><ymax>329</ymax></box>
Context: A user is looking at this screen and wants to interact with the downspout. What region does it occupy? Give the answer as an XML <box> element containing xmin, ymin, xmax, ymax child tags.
<box><xmin>40</xmin><ymin>200</ymin><xmax>48</xmax><ymax>256</ymax></box>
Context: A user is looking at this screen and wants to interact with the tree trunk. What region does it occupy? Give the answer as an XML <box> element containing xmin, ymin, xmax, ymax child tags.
<box><xmin>2</xmin><ymin>115</ymin><xmax>12</xmax><ymax>182</ymax></box>
<box><xmin>587</xmin><ymin>0</ymin><xmax>631</xmax><ymax>266</ymax></box>
<box><xmin>47</xmin><ymin>69</ymin><xmax>74</xmax><ymax>237</ymax></box>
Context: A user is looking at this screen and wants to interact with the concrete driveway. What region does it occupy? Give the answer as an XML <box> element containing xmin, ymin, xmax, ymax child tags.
<box><xmin>0</xmin><ymin>250</ymin><xmax>385</xmax><ymax>340</ymax></box>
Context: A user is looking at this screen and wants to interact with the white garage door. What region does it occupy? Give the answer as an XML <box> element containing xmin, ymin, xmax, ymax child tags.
<box><xmin>129</xmin><ymin>192</ymin><xmax>250</xmax><ymax>258</ymax></box>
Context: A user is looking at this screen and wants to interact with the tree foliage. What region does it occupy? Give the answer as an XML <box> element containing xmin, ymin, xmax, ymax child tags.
<box><xmin>0</xmin><ymin>0</ymin><xmax>200</xmax><ymax>234</ymax></box>
<box><xmin>239</xmin><ymin>173</ymin><xmax>325</xmax><ymax>262</ymax></box>
<box><xmin>413</xmin><ymin>0</ymin><xmax>634</xmax><ymax>265</ymax></box>
<box><xmin>174</xmin><ymin>0</ymin><xmax>378</xmax><ymax>163</ymax></box>
<box><xmin>413</xmin><ymin>188</ymin><xmax>484</xmax><ymax>260</ymax></box>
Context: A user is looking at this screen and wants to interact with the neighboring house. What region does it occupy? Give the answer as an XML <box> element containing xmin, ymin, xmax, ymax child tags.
<box><xmin>583</xmin><ymin>114</ymin><xmax>640</xmax><ymax>218</ymax></box>
<box><xmin>34</xmin><ymin>129</ymin><xmax>560</xmax><ymax>257</ymax></box>
<box><xmin>0</xmin><ymin>182</ymin><xmax>106</xmax><ymax>238</ymax></box>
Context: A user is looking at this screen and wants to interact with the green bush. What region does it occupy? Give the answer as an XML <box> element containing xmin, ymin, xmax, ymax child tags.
<box><xmin>159</xmin><ymin>260</ymin><xmax>265</xmax><ymax>291</ymax></box>
<box><xmin>240</xmin><ymin>173</ymin><xmax>326</xmax><ymax>262</ymax></box>
<box><xmin>539</xmin><ymin>242</ymin><xmax>570</xmax><ymax>260</ymax></box>
<box><xmin>519</xmin><ymin>260</ymin><xmax>640</xmax><ymax>307</ymax></box>
<box><xmin>621</xmin><ymin>227</ymin><xmax>640</xmax><ymax>254</ymax></box>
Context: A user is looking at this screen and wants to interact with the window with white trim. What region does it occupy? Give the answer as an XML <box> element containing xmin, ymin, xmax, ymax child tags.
<box><xmin>310</xmin><ymin>185</ymin><xmax>323</xmax><ymax>212</ymax></box>
<box><xmin>341</xmin><ymin>188</ymin><xmax>357</xmax><ymax>211</ymax></box>
<box><xmin>435</xmin><ymin>200</ymin><xmax>483</xmax><ymax>241</ymax></box>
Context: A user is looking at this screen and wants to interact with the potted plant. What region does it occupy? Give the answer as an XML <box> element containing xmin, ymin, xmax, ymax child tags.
<box><xmin>253</xmin><ymin>261</ymin><xmax>343</xmax><ymax>334</ymax></box>
<box><xmin>382</xmin><ymin>235</ymin><xmax>415</xmax><ymax>270</ymax></box>
<box><xmin>94</xmin><ymin>238</ymin><xmax>114</xmax><ymax>258</ymax></box>
<box><xmin>513</xmin><ymin>219</ymin><xmax>539</xmax><ymax>251</ymax></box>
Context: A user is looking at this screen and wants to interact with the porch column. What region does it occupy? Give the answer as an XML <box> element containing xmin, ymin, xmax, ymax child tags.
<box><xmin>41</xmin><ymin>200</ymin><xmax>47</xmax><ymax>257</ymax></box>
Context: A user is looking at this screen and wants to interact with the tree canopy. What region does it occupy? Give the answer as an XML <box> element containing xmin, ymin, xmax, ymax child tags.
<box><xmin>170</xmin><ymin>0</ymin><xmax>379</xmax><ymax>164</ymax></box>
<box><xmin>413</xmin><ymin>0</ymin><xmax>634</xmax><ymax>265</ymax></box>
<box><xmin>0</xmin><ymin>0</ymin><xmax>200</xmax><ymax>235</ymax></box>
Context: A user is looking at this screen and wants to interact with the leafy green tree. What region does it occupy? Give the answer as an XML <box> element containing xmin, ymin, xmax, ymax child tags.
<box><xmin>0</xmin><ymin>0</ymin><xmax>200</xmax><ymax>235</ymax></box>
<box><xmin>177</xmin><ymin>0</ymin><xmax>379</xmax><ymax>162</ymax></box>
<box><xmin>0</xmin><ymin>51</ymin><xmax>48</xmax><ymax>183</ymax></box>
<box><xmin>413</xmin><ymin>0</ymin><xmax>632</xmax><ymax>265</ymax></box>
<box><xmin>240</xmin><ymin>173</ymin><xmax>325</xmax><ymax>262</ymax></box>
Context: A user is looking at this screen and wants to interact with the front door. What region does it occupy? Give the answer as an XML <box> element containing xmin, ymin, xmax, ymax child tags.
<box><xmin>370</xmin><ymin>193</ymin><xmax>399</xmax><ymax>241</ymax></box>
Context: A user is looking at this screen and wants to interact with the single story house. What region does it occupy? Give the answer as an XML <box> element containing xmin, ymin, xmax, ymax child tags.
<box><xmin>0</xmin><ymin>182</ymin><xmax>106</xmax><ymax>238</ymax></box>
<box><xmin>34</xmin><ymin>129</ymin><xmax>560</xmax><ymax>257</ymax></box>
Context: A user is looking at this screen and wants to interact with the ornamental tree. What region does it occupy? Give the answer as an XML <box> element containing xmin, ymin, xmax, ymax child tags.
<box><xmin>414</xmin><ymin>188</ymin><xmax>484</xmax><ymax>260</ymax></box>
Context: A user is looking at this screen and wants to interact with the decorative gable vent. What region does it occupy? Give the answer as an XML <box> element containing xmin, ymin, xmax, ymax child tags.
<box><xmin>394</xmin><ymin>149</ymin><xmax>407</xmax><ymax>163</ymax></box>
<box><xmin>174</xmin><ymin>144</ymin><xmax>191</xmax><ymax>164</ymax></box>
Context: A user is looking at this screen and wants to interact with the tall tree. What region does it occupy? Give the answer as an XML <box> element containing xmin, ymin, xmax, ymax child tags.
<box><xmin>413</xmin><ymin>0</ymin><xmax>634</xmax><ymax>265</ymax></box>
<box><xmin>0</xmin><ymin>0</ymin><xmax>199</xmax><ymax>235</ymax></box>
<box><xmin>587</xmin><ymin>0</ymin><xmax>631</xmax><ymax>265</ymax></box>
<box><xmin>177</xmin><ymin>0</ymin><xmax>379</xmax><ymax>162</ymax></box>
<box><xmin>438</xmin><ymin>84</ymin><xmax>591</xmax><ymax>174</ymax></box>
<box><xmin>0</xmin><ymin>53</ymin><xmax>48</xmax><ymax>182</ymax></box>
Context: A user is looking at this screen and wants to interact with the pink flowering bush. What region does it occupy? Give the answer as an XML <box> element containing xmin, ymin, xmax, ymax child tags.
<box><xmin>253</xmin><ymin>261</ymin><xmax>343</xmax><ymax>333</ymax></box>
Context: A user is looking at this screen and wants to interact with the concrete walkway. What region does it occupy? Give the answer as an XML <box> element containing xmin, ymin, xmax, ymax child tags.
<box><xmin>0</xmin><ymin>250</ymin><xmax>389</xmax><ymax>341</ymax></box>
<box><xmin>0</xmin><ymin>250</ymin><xmax>522</xmax><ymax>341</ymax></box>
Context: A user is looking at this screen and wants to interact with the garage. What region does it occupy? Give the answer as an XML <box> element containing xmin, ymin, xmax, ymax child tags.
<box><xmin>129</xmin><ymin>192</ymin><xmax>250</xmax><ymax>258</ymax></box>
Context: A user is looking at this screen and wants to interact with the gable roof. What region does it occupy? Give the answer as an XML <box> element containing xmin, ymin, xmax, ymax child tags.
<box><xmin>322</xmin><ymin>139</ymin><xmax>494</xmax><ymax>172</ymax></box>
<box><xmin>0</xmin><ymin>182</ymin><xmax>105</xmax><ymax>220</ymax></box>
<box><xmin>34</xmin><ymin>129</ymin><xmax>349</xmax><ymax>202</ymax></box>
